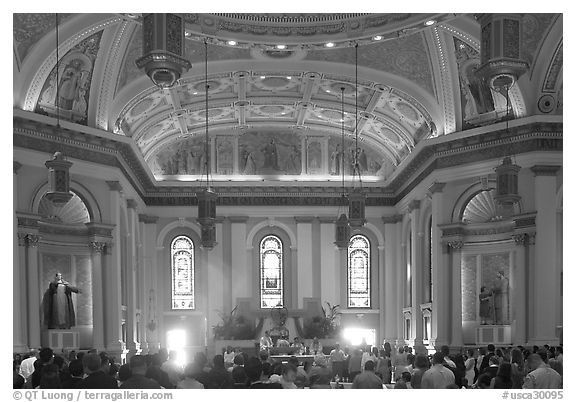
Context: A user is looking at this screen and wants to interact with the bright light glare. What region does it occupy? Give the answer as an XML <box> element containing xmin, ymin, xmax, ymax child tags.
<box><xmin>342</xmin><ymin>328</ymin><xmax>376</xmax><ymax>346</ymax></box>
<box><xmin>166</xmin><ymin>329</ymin><xmax>187</xmax><ymax>367</ymax></box>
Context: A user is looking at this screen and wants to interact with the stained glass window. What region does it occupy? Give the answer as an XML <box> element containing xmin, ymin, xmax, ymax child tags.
<box><xmin>171</xmin><ymin>235</ymin><xmax>194</xmax><ymax>310</ymax></box>
<box><xmin>347</xmin><ymin>234</ymin><xmax>371</xmax><ymax>308</ymax></box>
<box><xmin>260</xmin><ymin>235</ymin><xmax>283</xmax><ymax>308</ymax></box>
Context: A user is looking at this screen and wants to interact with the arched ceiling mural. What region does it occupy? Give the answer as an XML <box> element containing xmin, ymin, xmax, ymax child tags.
<box><xmin>13</xmin><ymin>13</ymin><xmax>562</xmax><ymax>184</ymax></box>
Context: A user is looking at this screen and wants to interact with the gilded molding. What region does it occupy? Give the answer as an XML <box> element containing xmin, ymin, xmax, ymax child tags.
<box><xmin>26</xmin><ymin>234</ymin><xmax>41</xmax><ymax>247</ymax></box>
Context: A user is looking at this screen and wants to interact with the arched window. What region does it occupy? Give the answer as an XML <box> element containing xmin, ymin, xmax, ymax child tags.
<box><xmin>171</xmin><ymin>235</ymin><xmax>195</xmax><ymax>310</ymax></box>
<box><xmin>347</xmin><ymin>234</ymin><xmax>371</xmax><ymax>308</ymax></box>
<box><xmin>260</xmin><ymin>235</ymin><xmax>283</xmax><ymax>308</ymax></box>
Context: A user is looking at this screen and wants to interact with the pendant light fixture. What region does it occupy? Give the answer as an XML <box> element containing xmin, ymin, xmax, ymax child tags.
<box><xmin>348</xmin><ymin>43</ymin><xmax>366</xmax><ymax>228</ymax></box>
<box><xmin>335</xmin><ymin>86</ymin><xmax>351</xmax><ymax>249</ymax></box>
<box><xmin>44</xmin><ymin>14</ymin><xmax>73</xmax><ymax>207</ymax></box>
<box><xmin>136</xmin><ymin>14</ymin><xmax>191</xmax><ymax>89</ymax></box>
<box><xmin>493</xmin><ymin>78</ymin><xmax>521</xmax><ymax>218</ymax></box>
<box><xmin>197</xmin><ymin>39</ymin><xmax>217</xmax><ymax>249</ymax></box>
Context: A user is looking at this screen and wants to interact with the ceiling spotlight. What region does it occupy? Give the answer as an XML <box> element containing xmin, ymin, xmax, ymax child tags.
<box><xmin>324</xmin><ymin>42</ymin><xmax>335</xmax><ymax>48</ymax></box>
<box><xmin>227</xmin><ymin>40</ymin><xmax>237</xmax><ymax>46</ymax></box>
<box><xmin>286</xmin><ymin>76</ymin><xmax>292</xmax><ymax>80</ymax></box>
<box><xmin>326</xmin><ymin>89</ymin><xmax>331</xmax><ymax>93</ymax></box>
<box><xmin>276</xmin><ymin>44</ymin><xmax>287</xmax><ymax>50</ymax></box>
<box><xmin>193</xmin><ymin>92</ymin><xmax>198</xmax><ymax>95</ymax></box>
<box><xmin>373</xmin><ymin>35</ymin><xmax>383</xmax><ymax>41</ymax></box>
<box><xmin>260</xmin><ymin>75</ymin><xmax>266</xmax><ymax>79</ymax></box>
<box><xmin>425</xmin><ymin>20</ymin><xmax>436</xmax><ymax>26</ymax></box>
<box><xmin>184</xmin><ymin>31</ymin><xmax>191</xmax><ymax>37</ymax></box>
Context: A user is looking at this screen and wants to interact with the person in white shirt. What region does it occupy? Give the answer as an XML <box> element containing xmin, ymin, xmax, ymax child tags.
<box><xmin>223</xmin><ymin>346</ymin><xmax>235</xmax><ymax>369</ymax></box>
<box><xmin>421</xmin><ymin>352</ymin><xmax>456</xmax><ymax>389</ymax></box>
<box><xmin>260</xmin><ymin>331</ymin><xmax>273</xmax><ymax>351</ymax></box>
<box><xmin>19</xmin><ymin>350</ymin><xmax>38</xmax><ymax>382</ymax></box>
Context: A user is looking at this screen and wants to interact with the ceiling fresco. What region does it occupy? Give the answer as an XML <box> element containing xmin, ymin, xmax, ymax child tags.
<box><xmin>13</xmin><ymin>13</ymin><xmax>563</xmax><ymax>185</ymax></box>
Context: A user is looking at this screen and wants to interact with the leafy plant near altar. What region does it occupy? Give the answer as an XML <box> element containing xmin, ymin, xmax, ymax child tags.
<box><xmin>299</xmin><ymin>302</ymin><xmax>342</xmax><ymax>339</ymax></box>
<box><xmin>212</xmin><ymin>305</ymin><xmax>264</xmax><ymax>340</ymax></box>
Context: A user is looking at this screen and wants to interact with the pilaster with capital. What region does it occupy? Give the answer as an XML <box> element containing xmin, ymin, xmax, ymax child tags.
<box><xmin>89</xmin><ymin>241</ymin><xmax>109</xmax><ymax>352</ymax></box>
<box><xmin>446</xmin><ymin>237</ymin><xmax>464</xmax><ymax>347</ymax></box>
<box><xmin>125</xmin><ymin>199</ymin><xmax>141</xmax><ymax>356</ymax></box>
<box><xmin>138</xmin><ymin>213</ymin><xmax>158</xmax><ymax>354</ymax></box>
<box><xmin>530</xmin><ymin>165</ymin><xmax>560</xmax><ymax>344</ymax></box>
<box><xmin>409</xmin><ymin>200</ymin><xmax>425</xmax><ymax>351</ymax></box>
<box><xmin>25</xmin><ymin>233</ymin><xmax>41</xmax><ymax>349</ymax></box>
<box><xmin>382</xmin><ymin>214</ymin><xmax>402</xmax><ymax>344</ymax></box>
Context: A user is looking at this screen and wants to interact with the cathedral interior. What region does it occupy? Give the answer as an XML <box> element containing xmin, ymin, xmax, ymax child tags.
<box><xmin>13</xmin><ymin>13</ymin><xmax>563</xmax><ymax>363</ymax></box>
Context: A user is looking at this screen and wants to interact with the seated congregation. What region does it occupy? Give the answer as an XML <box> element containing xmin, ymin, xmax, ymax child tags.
<box><xmin>13</xmin><ymin>342</ymin><xmax>562</xmax><ymax>389</ymax></box>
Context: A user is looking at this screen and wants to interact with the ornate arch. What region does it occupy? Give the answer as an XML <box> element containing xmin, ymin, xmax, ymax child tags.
<box><xmin>156</xmin><ymin>219</ymin><xmax>201</xmax><ymax>248</ymax></box>
<box><xmin>246</xmin><ymin>218</ymin><xmax>296</xmax><ymax>249</ymax></box>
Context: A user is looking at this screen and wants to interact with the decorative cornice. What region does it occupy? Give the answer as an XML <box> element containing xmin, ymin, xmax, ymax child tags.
<box><xmin>13</xmin><ymin>161</ymin><xmax>22</xmax><ymax>174</ymax></box>
<box><xmin>106</xmin><ymin>181</ymin><xmax>123</xmax><ymax>192</ymax></box>
<box><xmin>513</xmin><ymin>213</ymin><xmax>537</xmax><ymax>229</ymax></box>
<box><xmin>126</xmin><ymin>199</ymin><xmax>138</xmax><ymax>210</ymax></box>
<box><xmin>428</xmin><ymin>182</ymin><xmax>446</xmax><ymax>194</ymax></box>
<box><xmin>138</xmin><ymin>214</ymin><xmax>159</xmax><ymax>224</ymax></box>
<box><xmin>228</xmin><ymin>216</ymin><xmax>250</xmax><ymax>223</ymax></box>
<box><xmin>382</xmin><ymin>214</ymin><xmax>403</xmax><ymax>224</ymax></box>
<box><xmin>17</xmin><ymin>215</ymin><xmax>39</xmax><ymax>229</ymax></box>
<box><xmin>530</xmin><ymin>165</ymin><xmax>561</xmax><ymax>176</ymax></box>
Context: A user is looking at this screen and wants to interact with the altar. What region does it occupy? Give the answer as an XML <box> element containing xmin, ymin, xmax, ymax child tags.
<box><xmin>269</xmin><ymin>354</ymin><xmax>319</xmax><ymax>365</ymax></box>
<box><xmin>475</xmin><ymin>325</ymin><xmax>511</xmax><ymax>345</ymax></box>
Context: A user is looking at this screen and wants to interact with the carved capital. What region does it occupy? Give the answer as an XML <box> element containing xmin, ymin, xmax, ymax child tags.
<box><xmin>382</xmin><ymin>214</ymin><xmax>403</xmax><ymax>224</ymax></box>
<box><xmin>106</xmin><ymin>181</ymin><xmax>123</xmax><ymax>192</ymax></box>
<box><xmin>513</xmin><ymin>232</ymin><xmax>535</xmax><ymax>246</ymax></box>
<box><xmin>428</xmin><ymin>182</ymin><xmax>446</xmax><ymax>195</ymax></box>
<box><xmin>138</xmin><ymin>214</ymin><xmax>159</xmax><ymax>224</ymax></box>
<box><xmin>89</xmin><ymin>241</ymin><xmax>108</xmax><ymax>254</ymax></box>
<box><xmin>228</xmin><ymin>216</ymin><xmax>250</xmax><ymax>223</ymax></box>
<box><xmin>126</xmin><ymin>199</ymin><xmax>138</xmax><ymax>210</ymax></box>
<box><xmin>26</xmin><ymin>234</ymin><xmax>41</xmax><ymax>247</ymax></box>
<box><xmin>17</xmin><ymin>232</ymin><xmax>28</xmax><ymax>247</ymax></box>
<box><xmin>447</xmin><ymin>240</ymin><xmax>464</xmax><ymax>250</ymax></box>
<box><xmin>13</xmin><ymin>161</ymin><xmax>22</xmax><ymax>175</ymax></box>
<box><xmin>530</xmin><ymin>165</ymin><xmax>561</xmax><ymax>176</ymax></box>
<box><xmin>408</xmin><ymin>199</ymin><xmax>421</xmax><ymax>212</ymax></box>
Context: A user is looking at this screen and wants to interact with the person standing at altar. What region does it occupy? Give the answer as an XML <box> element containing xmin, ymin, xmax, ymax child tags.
<box><xmin>493</xmin><ymin>271</ymin><xmax>510</xmax><ymax>324</ymax></box>
<box><xmin>43</xmin><ymin>272</ymin><xmax>81</xmax><ymax>329</ymax></box>
<box><xmin>479</xmin><ymin>286</ymin><xmax>493</xmax><ymax>325</ymax></box>
<box><xmin>310</xmin><ymin>337</ymin><xmax>323</xmax><ymax>355</ymax></box>
<box><xmin>260</xmin><ymin>331</ymin><xmax>273</xmax><ymax>351</ymax></box>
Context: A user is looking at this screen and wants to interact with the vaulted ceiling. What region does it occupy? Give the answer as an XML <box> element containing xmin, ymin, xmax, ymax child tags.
<box><xmin>13</xmin><ymin>13</ymin><xmax>563</xmax><ymax>184</ymax></box>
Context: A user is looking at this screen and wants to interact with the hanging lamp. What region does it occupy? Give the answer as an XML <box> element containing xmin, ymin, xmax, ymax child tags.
<box><xmin>494</xmin><ymin>79</ymin><xmax>521</xmax><ymax>218</ymax></box>
<box><xmin>197</xmin><ymin>39</ymin><xmax>217</xmax><ymax>249</ymax></box>
<box><xmin>136</xmin><ymin>14</ymin><xmax>191</xmax><ymax>89</ymax></box>
<box><xmin>348</xmin><ymin>43</ymin><xmax>366</xmax><ymax>228</ymax></box>
<box><xmin>335</xmin><ymin>87</ymin><xmax>351</xmax><ymax>248</ymax></box>
<box><xmin>44</xmin><ymin>14</ymin><xmax>73</xmax><ymax>207</ymax></box>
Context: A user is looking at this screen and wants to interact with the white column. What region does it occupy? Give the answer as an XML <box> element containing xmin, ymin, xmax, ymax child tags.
<box><xmin>230</xmin><ymin>217</ymin><xmax>249</xmax><ymax>304</ymax></box>
<box><xmin>319</xmin><ymin>219</ymin><xmax>337</xmax><ymax>305</ymax></box>
<box><xmin>530</xmin><ymin>165</ymin><xmax>560</xmax><ymax>344</ymax></box>
<box><xmin>207</xmin><ymin>222</ymin><xmax>224</xmax><ymax>337</ymax></box>
<box><xmin>378</xmin><ymin>245</ymin><xmax>386</xmax><ymax>345</ymax></box>
<box><xmin>26</xmin><ymin>234</ymin><xmax>41</xmax><ymax>349</ymax></box>
<box><xmin>395</xmin><ymin>218</ymin><xmax>405</xmax><ymax>345</ymax></box>
<box><xmin>89</xmin><ymin>241</ymin><xmax>107</xmax><ymax>352</ymax></box>
<box><xmin>382</xmin><ymin>215</ymin><xmax>402</xmax><ymax>344</ymax></box>
<box><xmin>429</xmin><ymin>182</ymin><xmax>448</xmax><ymax>349</ymax></box>
<box><xmin>13</xmin><ymin>163</ymin><xmax>27</xmax><ymax>352</ymax></box>
<box><xmin>125</xmin><ymin>199</ymin><xmax>140</xmax><ymax>356</ymax></box>
<box><xmin>137</xmin><ymin>214</ymin><xmax>158</xmax><ymax>354</ymax></box>
<box><xmin>16</xmin><ymin>232</ymin><xmax>29</xmax><ymax>352</ymax></box>
<box><xmin>448</xmin><ymin>241</ymin><xmax>464</xmax><ymax>347</ymax></box>
<box><xmin>296</xmin><ymin>217</ymin><xmax>313</xmax><ymax>308</ymax></box>
<box><xmin>104</xmin><ymin>181</ymin><xmax>125</xmax><ymax>354</ymax></box>
<box><xmin>311</xmin><ymin>218</ymin><xmax>321</xmax><ymax>298</ymax></box>
<box><xmin>408</xmin><ymin>200</ymin><xmax>424</xmax><ymax>352</ymax></box>
<box><xmin>222</xmin><ymin>218</ymin><xmax>232</xmax><ymax>313</ymax></box>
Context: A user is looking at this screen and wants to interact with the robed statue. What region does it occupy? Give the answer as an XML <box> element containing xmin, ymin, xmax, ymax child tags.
<box><xmin>493</xmin><ymin>271</ymin><xmax>510</xmax><ymax>325</ymax></box>
<box><xmin>42</xmin><ymin>272</ymin><xmax>81</xmax><ymax>329</ymax></box>
<box><xmin>479</xmin><ymin>285</ymin><xmax>493</xmax><ymax>325</ymax></box>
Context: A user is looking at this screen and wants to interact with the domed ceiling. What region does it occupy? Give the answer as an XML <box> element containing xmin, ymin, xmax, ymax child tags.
<box><xmin>13</xmin><ymin>13</ymin><xmax>562</xmax><ymax>185</ymax></box>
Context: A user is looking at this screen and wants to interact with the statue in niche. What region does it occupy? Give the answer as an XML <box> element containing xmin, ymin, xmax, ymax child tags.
<box><xmin>261</xmin><ymin>139</ymin><xmax>279</xmax><ymax>170</ymax></box>
<box><xmin>478</xmin><ymin>285</ymin><xmax>493</xmax><ymax>325</ymax></box>
<box><xmin>284</xmin><ymin>145</ymin><xmax>301</xmax><ymax>174</ymax></box>
<box><xmin>330</xmin><ymin>143</ymin><xmax>343</xmax><ymax>175</ymax></box>
<box><xmin>242</xmin><ymin>149</ymin><xmax>256</xmax><ymax>175</ymax></box>
<box><xmin>493</xmin><ymin>271</ymin><xmax>509</xmax><ymax>325</ymax></box>
<box><xmin>42</xmin><ymin>272</ymin><xmax>81</xmax><ymax>329</ymax></box>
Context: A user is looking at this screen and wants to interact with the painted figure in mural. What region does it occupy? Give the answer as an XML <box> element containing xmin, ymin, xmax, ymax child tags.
<box><xmin>330</xmin><ymin>143</ymin><xmax>343</xmax><ymax>175</ymax></box>
<box><xmin>186</xmin><ymin>149</ymin><xmax>197</xmax><ymax>175</ymax></box>
<box><xmin>72</xmin><ymin>86</ymin><xmax>88</xmax><ymax>116</ymax></box>
<box><xmin>42</xmin><ymin>272</ymin><xmax>81</xmax><ymax>329</ymax></box>
<box><xmin>478</xmin><ymin>286</ymin><xmax>493</xmax><ymax>325</ymax></box>
<box><xmin>493</xmin><ymin>271</ymin><xmax>509</xmax><ymax>325</ymax></box>
<box><xmin>177</xmin><ymin>149</ymin><xmax>187</xmax><ymax>174</ymax></box>
<box><xmin>261</xmin><ymin>139</ymin><xmax>279</xmax><ymax>170</ymax></box>
<box><xmin>285</xmin><ymin>145</ymin><xmax>301</xmax><ymax>174</ymax></box>
<box><xmin>40</xmin><ymin>72</ymin><xmax>58</xmax><ymax>105</ymax></box>
<box><xmin>58</xmin><ymin>60</ymin><xmax>83</xmax><ymax>110</ymax></box>
<box><xmin>243</xmin><ymin>149</ymin><xmax>256</xmax><ymax>175</ymax></box>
